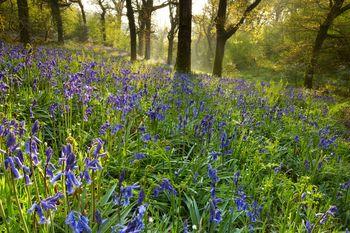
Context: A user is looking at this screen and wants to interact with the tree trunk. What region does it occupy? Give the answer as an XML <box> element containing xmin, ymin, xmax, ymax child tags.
<box><xmin>167</xmin><ymin>34</ymin><xmax>174</xmax><ymax>65</ymax></box>
<box><xmin>138</xmin><ymin>27</ymin><xmax>145</xmax><ymax>57</ymax></box>
<box><xmin>304</xmin><ymin>1</ymin><xmax>347</xmax><ymax>88</ymax></box>
<box><xmin>17</xmin><ymin>0</ymin><xmax>30</xmax><ymax>44</ymax></box>
<box><xmin>304</xmin><ymin>27</ymin><xmax>328</xmax><ymax>88</ymax></box>
<box><xmin>101</xmin><ymin>11</ymin><xmax>106</xmax><ymax>43</ymax></box>
<box><xmin>78</xmin><ymin>0</ymin><xmax>88</xmax><ymax>41</ymax></box>
<box><xmin>126</xmin><ymin>0</ymin><xmax>137</xmax><ymax>61</ymax></box>
<box><xmin>212</xmin><ymin>35</ymin><xmax>226</xmax><ymax>77</ymax></box>
<box><xmin>175</xmin><ymin>0</ymin><xmax>192</xmax><ymax>73</ymax></box>
<box><xmin>144</xmin><ymin>13</ymin><xmax>151</xmax><ymax>60</ymax></box>
<box><xmin>49</xmin><ymin>0</ymin><xmax>64</xmax><ymax>44</ymax></box>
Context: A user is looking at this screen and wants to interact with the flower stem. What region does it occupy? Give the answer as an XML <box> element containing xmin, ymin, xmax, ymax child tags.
<box><xmin>11</xmin><ymin>177</ymin><xmax>30</xmax><ymax>233</ymax></box>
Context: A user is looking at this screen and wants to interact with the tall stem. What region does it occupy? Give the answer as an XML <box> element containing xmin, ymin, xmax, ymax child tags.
<box><xmin>11</xmin><ymin>177</ymin><xmax>30</xmax><ymax>233</ymax></box>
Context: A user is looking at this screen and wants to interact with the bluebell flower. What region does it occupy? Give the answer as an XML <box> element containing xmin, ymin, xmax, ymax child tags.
<box><xmin>138</xmin><ymin>189</ymin><xmax>145</xmax><ymax>205</ymax></box>
<box><xmin>28</xmin><ymin>203</ymin><xmax>47</xmax><ymax>224</ymax></box>
<box><xmin>305</xmin><ymin>220</ymin><xmax>313</xmax><ymax>233</ymax></box>
<box><xmin>208</xmin><ymin>164</ymin><xmax>219</xmax><ymax>184</ymax></box>
<box><xmin>66</xmin><ymin>171</ymin><xmax>82</xmax><ymax>195</ymax></box>
<box><xmin>6</xmin><ymin>132</ymin><xmax>18</xmax><ymax>153</ymax></box>
<box><xmin>4</xmin><ymin>157</ymin><xmax>22</xmax><ymax>179</ymax></box>
<box><xmin>40</xmin><ymin>192</ymin><xmax>64</xmax><ymax>211</ymax></box>
<box><xmin>209</xmin><ymin>151</ymin><xmax>220</xmax><ymax>161</ymax></box>
<box><xmin>115</xmin><ymin>184</ymin><xmax>139</xmax><ymax>206</ymax></box>
<box><xmin>340</xmin><ymin>179</ymin><xmax>350</xmax><ymax>190</ymax></box>
<box><xmin>119</xmin><ymin>205</ymin><xmax>146</xmax><ymax>233</ymax></box>
<box><xmin>235</xmin><ymin>189</ymin><xmax>248</xmax><ymax>211</ymax></box>
<box><xmin>94</xmin><ymin>210</ymin><xmax>106</xmax><ymax>227</ymax></box>
<box><xmin>31</xmin><ymin>120</ymin><xmax>39</xmax><ymax>135</ymax></box>
<box><xmin>134</xmin><ymin>153</ymin><xmax>146</xmax><ymax>160</ymax></box>
<box><xmin>233</xmin><ymin>171</ymin><xmax>240</xmax><ymax>186</ymax></box>
<box><xmin>142</xmin><ymin>133</ymin><xmax>151</xmax><ymax>142</ymax></box>
<box><xmin>294</xmin><ymin>136</ymin><xmax>300</xmax><ymax>143</ymax></box>
<box><xmin>99</xmin><ymin>121</ymin><xmax>110</xmax><ymax>135</ymax></box>
<box><xmin>318</xmin><ymin>205</ymin><xmax>337</xmax><ymax>224</ymax></box>
<box><xmin>111</xmin><ymin>124</ymin><xmax>123</xmax><ymax>135</ymax></box>
<box><xmin>65</xmin><ymin>211</ymin><xmax>92</xmax><ymax>233</ymax></box>
<box><xmin>153</xmin><ymin>178</ymin><xmax>177</xmax><ymax>197</ymax></box>
<box><xmin>183</xmin><ymin>219</ymin><xmax>189</xmax><ymax>233</ymax></box>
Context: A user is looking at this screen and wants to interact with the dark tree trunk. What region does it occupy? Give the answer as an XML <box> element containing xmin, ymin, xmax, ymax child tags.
<box><xmin>144</xmin><ymin>13</ymin><xmax>151</xmax><ymax>60</ymax></box>
<box><xmin>49</xmin><ymin>0</ymin><xmax>64</xmax><ymax>44</ymax></box>
<box><xmin>126</xmin><ymin>0</ymin><xmax>137</xmax><ymax>61</ymax></box>
<box><xmin>167</xmin><ymin>34</ymin><xmax>174</xmax><ymax>65</ymax></box>
<box><xmin>175</xmin><ymin>0</ymin><xmax>192</xmax><ymax>73</ymax></box>
<box><xmin>138</xmin><ymin>26</ymin><xmax>145</xmax><ymax>57</ymax></box>
<box><xmin>212</xmin><ymin>35</ymin><xmax>226</xmax><ymax>76</ymax></box>
<box><xmin>77</xmin><ymin>0</ymin><xmax>88</xmax><ymax>41</ymax></box>
<box><xmin>212</xmin><ymin>0</ymin><xmax>261</xmax><ymax>77</ymax></box>
<box><xmin>167</xmin><ymin>1</ymin><xmax>178</xmax><ymax>65</ymax></box>
<box><xmin>101</xmin><ymin>11</ymin><xmax>106</xmax><ymax>43</ymax></box>
<box><xmin>17</xmin><ymin>0</ymin><xmax>30</xmax><ymax>44</ymax></box>
<box><xmin>304</xmin><ymin>0</ymin><xmax>350</xmax><ymax>88</ymax></box>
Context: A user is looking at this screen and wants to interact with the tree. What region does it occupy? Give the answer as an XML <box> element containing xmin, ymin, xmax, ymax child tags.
<box><xmin>304</xmin><ymin>0</ymin><xmax>350</xmax><ymax>88</ymax></box>
<box><xmin>136</xmin><ymin>0</ymin><xmax>146</xmax><ymax>57</ymax></box>
<box><xmin>136</xmin><ymin>0</ymin><xmax>169</xmax><ymax>60</ymax></box>
<box><xmin>126</xmin><ymin>0</ymin><xmax>137</xmax><ymax>61</ymax></box>
<box><xmin>49</xmin><ymin>0</ymin><xmax>66</xmax><ymax>44</ymax></box>
<box><xmin>16</xmin><ymin>0</ymin><xmax>30</xmax><ymax>44</ymax></box>
<box><xmin>111</xmin><ymin>0</ymin><xmax>125</xmax><ymax>30</ymax></box>
<box><xmin>70</xmin><ymin>0</ymin><xmax>88</xmax><ymax>41</ymax></box>
<box><xmin>167</xmin><ymin>0</ymin><xmax>178</xmax><ymax>65</ymax></box>
<box><xmin>97</xmin><ymin>0</ymin><xmax>109</xmax><ymax>43</ymax></box>
<box><xmin>175</xmin><ymin>0</ymin><xmax>191</xmax><ymax>73</ymax></box>
<box><xmin>212</xmin><ymin>0</ymin><xmax>262</xmax><ymax>77</ymax></box>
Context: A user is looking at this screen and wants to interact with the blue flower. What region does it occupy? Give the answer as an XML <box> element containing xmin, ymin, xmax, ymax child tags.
<box><xmin>208</xmin><ymin>164</ymin><xmax>219</xmax><ymax>184</ymax></box>
<box><xmin>305</xmin><ymin>220</ymin><xmax>313</xmax><ymax>233</ymax></box>
<box><xmin>153</xmin><ymin>178</ymin><xmax>177</xmax><ymax>197</ymax></box>
<box><xmin>114</xmin><ymin>184</ymin><xmax>140</xmax><ymax>206</ymax></box>
<box><xmin>28</xmin><ymin>203</ymin><xmax>47</xmax><ymax>224</ymax></box>
<box><xmin>4</xmin><ymin>157</ymin><xmax>22</xmax><ymax>179</ymax></box>
<box><xmin>118</xmin><ymin>205</ymin><xmax>146</xmax><ymax>233</ymax></box>
<box><xmin>65</xmin><ymin>211</ymin><xmax>92</xmax><ymax>233</ymax></box>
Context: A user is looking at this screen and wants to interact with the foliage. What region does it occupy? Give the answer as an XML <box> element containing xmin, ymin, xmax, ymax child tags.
<box><xmin>0</xmin><ymin>41</ymin><xmax>349</xmax><ymax>232</ymax></box>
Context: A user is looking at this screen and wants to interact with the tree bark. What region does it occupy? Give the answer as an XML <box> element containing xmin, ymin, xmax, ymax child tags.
<box><xmin>138</xmin><ymin>26</ymin><xmax>145</xmax><ymax>56</ymax></box>
<box><xmin>101</xmin><ymin>11</ymin><xmax>106</xmax><ymax>43</ymax></box>
<box><xmin>126</xmin><ymin>0</ymin><xmax>137</xmax><ymax>61</ymax></box>
<box><xmin>77</xmin><ymin>0</ymin><xmax>88</xmax><ymax>41</ymax></box>
<box><xmin>175</xmin><ymin>0</ymin><xmax>192</xmax><ymax>73</ymax></box>
<box><xmin>304</xmin><ymin>0</ymin><xmax>350</xmax><ymax>88</ymax></box>
<box><xmin>212</xmin><ymin>0</ymin><xmax>261</xmax><ymax>77</ymax></box>
<box><xmin>144</xmin><ymin>12</ymin><xmax>151</xmax><ymax>60</ymax></box>
<box><xmin>16</xmin><ymin>0</ymin><xmax>30</xmax><ymax>44</ymax></box>
<box><xmin>49</xmin><ymin>0</ymin><xmax>64</xmax><ymax>44</ymax></box>
<box><xmin>212</xmin><ymin>35</ymin><xmax>226</xmax><ymax>76</ymax></box>
<box><xmin>167</xmin><ymin>34</ymin><xmax>174</xmax><ymax>65</ymax></box>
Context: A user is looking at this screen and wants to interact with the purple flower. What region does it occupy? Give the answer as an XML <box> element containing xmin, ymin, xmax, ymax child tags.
<box><xmin>65</xmin><ymin>211</ymin><xmax>92</xmax><ymax>233</ymax></box>
<box><xmin>233</xmin><ymin>171</ymin><xmax>240</xmax><ymax>186</ymax></box>
<box><xmin>153</xmin><ymin>179</ymin><xmax>177</xmax><ymax>197</ymax></box>
<box><xmin>208</xmin><ymin>164</ymin><xmax>219</xmax><ymax>184</ymax></box>
<box><xmin>114</xmin><ymin>184</ymin><xmax>139</xmax><ymax>206</ymax></box>
<box><xmin>305</xmin><ymin>220</ymin><xmax>313</xmax><ymax>233</ymax></box>
<box><xmin>118</xmin><ymin>205</ymin><xmax>146</xmax><ymax>233</ymax></box>
<box><xmin>4</xmin><ymin>157</ymin><xmax>22</xmax><ymax>179</ymax></box>
<box><xmin>28</xmin><ymin>203</ymin><xmax>47</xmax><ymax>224</ymax></box>
<box><xmin>40</xmin><ymin>192</ymin><xmax>64</xmax><ymax>211</ymax></box>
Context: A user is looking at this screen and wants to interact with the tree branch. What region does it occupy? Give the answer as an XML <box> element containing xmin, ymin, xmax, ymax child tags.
<box><xmin>339</xmin><ymin>3</ymin><xmax>350</xmax><ymax>15</ymax></box>
<box><xmin>225</xmin><ymin>0</ymin><xmax>262</xmax><ymax>39</ymax></box>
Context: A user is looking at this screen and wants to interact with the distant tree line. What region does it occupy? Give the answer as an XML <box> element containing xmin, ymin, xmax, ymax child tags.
<box><xmin>1</xmin><ymin>0</ymin><xmax>350</xmax><ymax>89</ymax></box>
